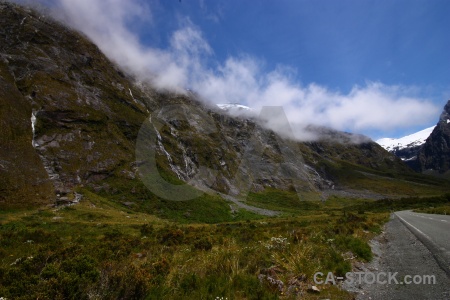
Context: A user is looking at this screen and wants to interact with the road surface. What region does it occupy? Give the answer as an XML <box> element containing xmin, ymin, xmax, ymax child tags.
<box><xmin>395</xmin><ymin>210</ymin><xmax>450</xmax><ymax>275</ymax></box>
<box><xmin>345</xmin><ymin>211</ymin><xmax>450</xmax><ymax>300</ymax></box>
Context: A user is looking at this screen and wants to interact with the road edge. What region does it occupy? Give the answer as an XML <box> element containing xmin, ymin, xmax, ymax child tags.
<box><xmin>394</xmin><ymin>211</ymin><xmax>450</xmax><ymax>278</ymax></box>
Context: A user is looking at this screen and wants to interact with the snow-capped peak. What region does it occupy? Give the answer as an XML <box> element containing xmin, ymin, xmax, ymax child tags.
<box><xmin>216</xmin><ymin>103</ymin><xmax>255</xmax><ymax>117</ymax></box>
<box><xmin>217</xmin><ymin>103</ymin><xmax>252</xmax><ymax>111</ymax></box>
<box><xmin>376</xmin><ymin>126</ymin><xmax>435</xmax><ymax>151</ymax></box>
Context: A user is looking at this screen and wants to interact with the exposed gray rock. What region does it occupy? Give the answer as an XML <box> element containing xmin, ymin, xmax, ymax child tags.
<box><xmin>418</xmin><ymin>100</ymin><xmax>450</xmax><ymax>175</ymax></box>
<box><xmin>0</xmin><ymin>1</ymin><xmax>412</xmax><ymax>209</ymax></box>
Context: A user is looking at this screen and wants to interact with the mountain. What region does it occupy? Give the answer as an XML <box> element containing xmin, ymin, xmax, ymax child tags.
<box><xmin>0</xmin><ymin>2</ymin><xmax>444</xmax><ymax>211</ymax></box>
<box><xmin>2</xmin><ymin>3</ymin><xmax>450</xmax><ymax>300</ymax></box>
<box><xmin>216</xmin><ymin>103</ymin><xmax>252</xmax><ymax>112</ymax></box>
<box><xmin>376</xmin><ymin>126</ymin><xmax>435</xmax><ymax>155</ymax></box>
<box><xmin>376</xmin><ymin>100</ymin><xmax>450</xmax><ymax>176</ymax></box>
<box><xmin>417</xmin><ymin>100</ymin><xmax>450</xmax><ymax>175</ymax></box>
<box><xmin>0</xmin><ymin>1</ymin><xmax>149</xmax><ymax>207</ymax></box>
<box><xmin>376</xmin><ymin>126</ymin><xmax>435</xmax><ymax>169</ymax></box>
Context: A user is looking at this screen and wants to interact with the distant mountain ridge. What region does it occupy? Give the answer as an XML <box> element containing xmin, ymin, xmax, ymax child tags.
<box><xmin>376</xmin><ymin>100</ymin><xmax>450</xmax><ymax>175</ymax></box>
<box><xmin>377</xmin><ymin>126</ymin><xmax>435</xmax><ymax>154</ymax></box>
<box><xmin>376</xmin><ymin>126</ymin><xmax>435</xmax><ymax>168</ymax></box>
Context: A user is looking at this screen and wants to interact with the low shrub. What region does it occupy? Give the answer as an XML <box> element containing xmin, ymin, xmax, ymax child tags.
<box><xmin>336</xmin><ymin>235</ymin><xmax>372</xmax><ymax>261</ymax></box>
<box><xmin>193</xmin><ymin>237</ymin><xmax>213</xmax><ymax>251</ymax></box>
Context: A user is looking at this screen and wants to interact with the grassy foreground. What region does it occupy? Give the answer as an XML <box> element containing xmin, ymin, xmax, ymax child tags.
<box><xmin>1</xmin><ymin>191</ymin><xmax>449</xmax><ymax>299</ymax></box>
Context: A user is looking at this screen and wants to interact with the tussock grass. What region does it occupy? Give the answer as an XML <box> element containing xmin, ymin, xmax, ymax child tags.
<box><xmin>0</xmin><ymin>204</ymin><xmax>384</xmax><ymax>299</ymax></box>
<box><xmin>0</xmin><ymin>187</ymin><xmax>446</xmax><ymax>299</ymax></box>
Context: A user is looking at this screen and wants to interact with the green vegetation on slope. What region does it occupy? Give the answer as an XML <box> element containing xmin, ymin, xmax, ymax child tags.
<box><xmin>347</xmin><ymin>194</ymin><xmax>450</xmax><ymax>213</ymax></box>
<box><xmin>314</xmin><ymin>158</ymin><xmax>449</xmax><ymax>197</ymax></box>
<box><xmin>413</xmin><ymin>204</ymin><xmax>450</xmax><ymax>215</ymax></box>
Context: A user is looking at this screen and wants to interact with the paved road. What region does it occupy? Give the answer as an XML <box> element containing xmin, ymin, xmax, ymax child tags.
<box><xmin>395</xmin><ymin>210</ymin><xmax>450</xmax><ymax>275</ymax></box>
<box><xmin>346</xmin><ymin>212</ymin><xmax>450</xmax><ymax>300</ymax></box>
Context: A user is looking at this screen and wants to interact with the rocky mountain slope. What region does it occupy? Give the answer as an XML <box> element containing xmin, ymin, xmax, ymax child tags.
<box><xmin>0</xmin><ymin>2</ymin><xmax>434</xmax><ymax>211</ymax></box>
<box><xmin>417</xmin><ymin>100</ymin><xmax>450</xmax><ymax>175</ymax></box>
<box><xmin>0</xmin><ymin>2</ymin><xmax>149</xmax><ymax>206</ymax></box>
<box><xmin>376</xmin><ymin>100</ymin><xmax>450</xmax><ymax>175</ymax></box>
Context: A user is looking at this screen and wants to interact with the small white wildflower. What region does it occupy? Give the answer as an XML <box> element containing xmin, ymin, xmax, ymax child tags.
<box><xmin>265</xmin><ymin>236</ymin><xmax>290</xmax><ymax>249</ymax></box>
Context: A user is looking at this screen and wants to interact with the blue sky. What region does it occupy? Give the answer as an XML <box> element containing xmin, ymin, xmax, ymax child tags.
<box><xmin>29</xmin><ymin>0</ymin><xmax>450</xmax><ymax>140</ymax></box>
<box><xmin>150</xmin><ymin>0</ymin><xmax>450</xmax><ymax>97</ymax></box>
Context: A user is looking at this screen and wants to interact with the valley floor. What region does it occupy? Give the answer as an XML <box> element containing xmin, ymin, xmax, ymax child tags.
<box><xmin>1</xmin><ymin>193</ymin><xmax>449</xmax><ymax>299</ymax></box>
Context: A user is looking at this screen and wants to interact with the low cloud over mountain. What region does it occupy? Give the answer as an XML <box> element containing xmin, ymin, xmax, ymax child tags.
<box><xmin>21</xmin><ymin>0</ymin><xmax>439</xmax><ymax>140</ymax></box>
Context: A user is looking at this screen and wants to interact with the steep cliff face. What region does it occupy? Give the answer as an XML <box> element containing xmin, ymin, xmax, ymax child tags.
<box><xmin>0</xmin><ymin>2</ymin><xmax>418</xmax><ymax>209</ymax></box>
<box><xmin>0</xmin><ymin>2</ymin><xmax>149</xmax><ymax>206</ymax></box>
<box><xmin>418</xmin><ymin>100</ymin><xmax>450</xmax><ymax>175</ymax></box>
<box><xmin>0</xmin><ymin>57</ymin><xmax>53</xmax><ymax>206</ymax></box>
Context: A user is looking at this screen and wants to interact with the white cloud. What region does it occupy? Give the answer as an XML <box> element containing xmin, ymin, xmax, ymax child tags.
<box><xmin>192</xmin><ymin>57</ymin><xmax>438</xmax><ymax>138</ymax></box>
<box><xmin>34</xmin><ymin>0</ymin><xmax>440</xmax><ymax>140</ymax></box>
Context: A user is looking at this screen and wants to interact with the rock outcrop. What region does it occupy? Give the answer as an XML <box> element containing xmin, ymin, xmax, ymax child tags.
<box><xmin>417</xmin><ymin>100</ymin><xmax>450</xmax><ymax>175</ymax></box>
<box><xmin>0</xmin><ymin>2</ymin><xmax>148</xmax><ymax>206</ymax></box>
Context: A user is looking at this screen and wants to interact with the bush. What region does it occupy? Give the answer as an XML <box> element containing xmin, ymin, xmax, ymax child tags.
<box><xmin>61</xmin><ymin>255</ymin><xmax>99</xmax><ymax>281</ymax></box>
<box><xmin>159</xmin><ymin>227</ymin><xmax>185</xmax><ymax>245</ymax></box>
<box><xmin>103</xmin><ymin>228</ymin><xmax>123</xmax><ymax>240</ymax></box>
<box><xmin>140</xmin><ymin>223</ymin><xmax>154</xmax><ymax>236</ymax></box>
<box><xmin>101</xmin><ymin>263</ymin><xmax>151</xmax><ymax>299</ymax></box>
<box><xmin>336</xmin><ymin>235</ymin><xmax>372</xmax><ymax>261</ymax></box>
<box><xmin>180</xmin><ymin>273</ymin><xmax>199</xmax><ymax>293</ymax></box>
<box><xmin>23</xmin><ymin>228</ymin><xmax>60</xmax><ymax>244</ymax></box>
<box><xmin>193</xmin><ymin>237</ymin><xmax>213</xmax><ymax>251</ymax></box>
<box><xmin>149</xmin><ymin>258</ymin><xmax>170</xmax><ymax>285</ymax></box>
<box><xmin>41</xmin><ymin>263</ymin><xmax>60</xmax><ymax>280</ymax></box>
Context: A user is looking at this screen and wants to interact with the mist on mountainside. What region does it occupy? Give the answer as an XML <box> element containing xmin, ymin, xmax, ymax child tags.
<box><xmin>11</xmin><ymin>0</ymin><xmax>440</xmax><ymax>143</ymax></box>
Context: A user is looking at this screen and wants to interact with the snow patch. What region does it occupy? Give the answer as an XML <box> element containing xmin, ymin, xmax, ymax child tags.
<box><xmin>216</xmin><ymin>103</ymin><xmax>255</xmax><ymax>118</ymax></box>
<box><xmin>376</xmin><ymin>126</ymin><xmax>435</xmax><ymax>151</ymax></box>
<box><xmin>402</xmin><ymin>156</ymin><xmax>417</xmax><ymax>162</ymax></box>
<box><xmin>217</xmin><ymin>103</ymin><xmax>252</xmax><ymax>111</ymax></box>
